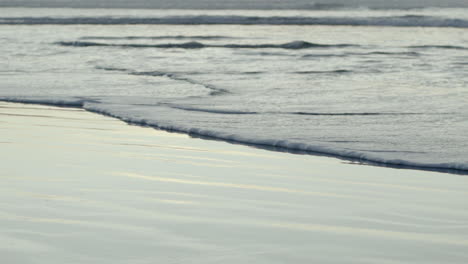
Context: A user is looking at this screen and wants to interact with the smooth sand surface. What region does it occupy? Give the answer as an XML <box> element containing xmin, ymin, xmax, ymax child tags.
<box><xmin>1</xmin><ymin>102</ymin><xmax>468</xmax><ymax>263</ymax></box>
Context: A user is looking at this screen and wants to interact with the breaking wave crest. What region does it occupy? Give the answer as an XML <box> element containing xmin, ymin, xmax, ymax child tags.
<box><xmin>56</xmin><ymin>40</ymin><xmax>357</xmax><ymax>49</ymax></box>
<box><xmin>2</xmin><ymin>15</ymin><xmax>468</xmax><ymax>28</ymax></box>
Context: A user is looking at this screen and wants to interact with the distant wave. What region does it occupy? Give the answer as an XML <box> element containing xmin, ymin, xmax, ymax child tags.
<box><xmin>132</xmin><ymin>71</ymin><xmax>229</xmax><ymax>96</ymax></box>
<box><xmin>0</xmin><ymin>2</ymin><xmax>346</xmax><ymax>10</ymax></box>
<box><xmin>166</xmin><ymin>105</ymin><xmax>427</xmax><ymax>116</ymax></box>
<box><xmin>292</xmin><ymin>112</ymin><xmax>425</xmax><ymax>116</ymax></box>
<box><xmin>56</xmin><ymin>40</ymin><xmax>357</xmax><ymax>49</ymax></box>
<box><xmin>409</xmin><ymin>45</ymin><xmax>468</xmax><ymax>50</ymax></box>
<box><xmin>293</xmin><ymin>70</ymin><xmax>352</xmax><ymax>74</ymax></box>
<box><xmin>169</xmin><ymin>105</ymin><xmax>258</xmax><ymax>115</ymax></box>
<box><xmin>96</xmin><ymin>66</ymin><xmax>266</xmax><ymax>76</ymax></box>
<box><xmin>2</xmin><ymin>15</ymin><xmax>468</xmax><ymax>28</ymax></box>
<box><xmin>80</xmin><ymin>35</ymin><xmax>235</xmax><ymax>40</ymax></box>
<box><xmin>302</xmin><ymin>51</ymin><xmax>421</xmax><ymax>58</ymax></box>
<box><xmin>95</xmin><ymin>66</ymin><xmax>228</xmax><ymax>96</ymax></box>
<box><xmin>363</xmin><ymin>51</ymin><xmax>421</xmax><ymax>56</ymax></box>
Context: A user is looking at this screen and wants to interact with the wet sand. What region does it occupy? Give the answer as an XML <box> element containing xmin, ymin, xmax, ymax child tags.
<box><xmin>1</xmin><ymin>102</ymin><xmax>468</xmax><ymax>263</ymax></box>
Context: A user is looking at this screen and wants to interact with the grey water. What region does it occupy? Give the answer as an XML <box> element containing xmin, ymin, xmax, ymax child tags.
<box><xmin>1</xmin><ymin>5</ymin><xmax>468</xmax><ymax>172</ymax></box>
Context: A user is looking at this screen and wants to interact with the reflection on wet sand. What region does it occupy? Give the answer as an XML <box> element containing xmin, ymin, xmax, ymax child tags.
<box><xmin>114</xmin><ymin>171</ymin><xmax>355</xmax><ymax>198</ymax></box>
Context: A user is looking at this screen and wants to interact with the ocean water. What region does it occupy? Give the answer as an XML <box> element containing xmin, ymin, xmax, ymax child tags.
<box><xmin>1</xmin><ymin>7</ymin><xmax>468</xmax><ymax>172</ymax></box>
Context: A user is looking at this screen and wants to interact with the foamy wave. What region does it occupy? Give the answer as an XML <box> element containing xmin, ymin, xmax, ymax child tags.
<box><xmin>1</xmin><ymin>96</ymin><xmax>467</xmax><ymax>174</ymax></box>
<box><xmin>84</xmin><ymin>103</ymin><xmax>468</xmax><ymax>173</ymax></box>
<box><xmin>2</xmin><ymin>15</ymin><xmax>468</xmax><ymax>28</ymax></box>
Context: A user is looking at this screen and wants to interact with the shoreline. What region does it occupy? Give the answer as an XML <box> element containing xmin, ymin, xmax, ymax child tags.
<box><xmin>1</xmin><ymin>101</ymin><xmax>468</xmax><ymax>263</ymax></box>
<box><xmin>2</xmin><ymin>99</ymin><xmax>466</xmax><ymax>176</ymax></box>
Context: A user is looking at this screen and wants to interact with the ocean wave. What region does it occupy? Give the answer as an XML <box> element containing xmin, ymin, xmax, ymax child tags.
<box><xmin>94</xmin><ymin>66</ymin><xmax>229</xmax><ymax>96</ymax></box>
<box><xmin>409</xmin><ymin>45</ymin><xmax>468</xmax><ymax>50</ymax></box>
<box><xmin>291</xmin><ymin>112</ymin><xmax>424</xmax><ymax>116</ymax></box>
<box><xmin>1</xmin><ymin>96</ymin><xmax>466</xmax><ymax>174</ymax></box>
<box><xmin>97</xmin><ymin>66</ymin><xmax>268</xmax><ymax>77</ymax></box>
<box><xmin>94</xmin><ymin>66</ymin><xmax>129</xmax><ymax>72</ymax></box>
<box><xmin>366</xmin><ymin>51</ymin><xmax>420</xmax><ymax>56</ymax></box>
<box><xmin>80</xmin><ymin>35</ymin><xmax>235</xmax><ymax>40</ymax></box>
<box><xmin>293</xmin><ymin>70</ymin><xmax>352</xmax><ymax>74</ymax></box>
<box><xmin>70</xmin><ymin>104</ymin><xmax>468</xmax><ymax>173</ymax></box>
<box><xmin>124</xmin><ymin>102</ymin><xmax>441</xmax><ymax>117</ymax></box>
<box><xmin>56</xmin><ymin>40</ymin><xmax>357</xmax><ymax>49</ymax></box>
<box><xmin>134</xmin><ymin>73</ymin><xmax>228</xmax><ymax>96</ymax></box>
<box><xmin>169</xmin><ymin>105</ymin><xmax>258</xmax><ymax>115</ymax></box>
<box><xmin>2</xmin><ymin>15</ymin><xmax>468</xmax><ymax>28</ymax></box>
<box><xmin>302</xmin><ymin>51</ymin><xmax>421</xmax><ymax>58</ymax></box>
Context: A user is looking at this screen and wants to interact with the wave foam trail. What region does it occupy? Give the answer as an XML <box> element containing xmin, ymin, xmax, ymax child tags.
<box><xmin>56</xmin><ymin>40</ymin><xmax>357</xmax><ymax>50</ymax></box>
<box><xmin>2</xmin><ymin>15</ymin><xmax>468</xmax><ymax>28</ymax></box>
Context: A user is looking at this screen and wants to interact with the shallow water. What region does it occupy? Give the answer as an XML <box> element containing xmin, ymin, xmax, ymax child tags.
<box><xmin>1</xmin><ymin>8</ymin><xmax>468</xmax><ymax>172</ymax></box>
<box><xmin>2</xmin><ymin>102</ymin><xmax>468</xmax><ymax>264</ymax></box>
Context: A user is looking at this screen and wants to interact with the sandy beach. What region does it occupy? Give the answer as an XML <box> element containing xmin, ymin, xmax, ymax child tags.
<box><xmin>1</xmin><ymin>101</ymin><xmax>468</xmax><ymax>263</ymax></box>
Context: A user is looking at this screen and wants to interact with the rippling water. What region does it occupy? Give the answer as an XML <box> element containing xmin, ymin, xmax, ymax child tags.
<box><xmin>1</xmin><ymin>8</ymin><xmax>467</xmax><ymax>172</ymax></box>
